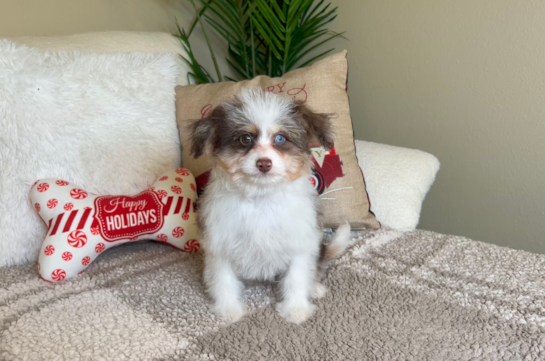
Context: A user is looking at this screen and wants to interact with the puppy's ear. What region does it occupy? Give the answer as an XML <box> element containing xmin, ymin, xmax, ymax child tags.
<box><xmin>186</xmin><ymin>105</ymin><xmax>225</xmax><ymax>158</ymax></box>
<box><xmin>295</xmin><ymin>101</ymin><xmax>335</xmax><ymax>150</ymax></box>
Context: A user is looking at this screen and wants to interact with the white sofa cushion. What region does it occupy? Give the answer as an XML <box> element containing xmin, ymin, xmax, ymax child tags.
<box><xmin>356</xmin><ymin>140</ymin><xmax>440</xmax><ymax>231</ymax></box>
<box><xmin>0</xmin><ymin>40</ymin><xmax>180</xmax><ymax>267</ymax></box>
<box><xmin>11</xmin><ymin>31</ymin><xmax>189</xmax><ymax>85</ymax></box>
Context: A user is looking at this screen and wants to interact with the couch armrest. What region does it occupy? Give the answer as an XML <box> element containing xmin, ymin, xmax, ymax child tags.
<box><xmin>355</xmin><ymin>140</ymin><xmax>440</xmax><ymax>231</ymax></box>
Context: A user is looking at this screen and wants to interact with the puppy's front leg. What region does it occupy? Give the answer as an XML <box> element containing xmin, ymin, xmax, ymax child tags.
<box><xmin>276</xmin><ymin>253</ymin><xmax>316</xmax><ymax>324</ymax></box>
<box><xmin>204</xmin><ymin>255</ymin><xmax>246</xmax><ymax>323</ymax></box>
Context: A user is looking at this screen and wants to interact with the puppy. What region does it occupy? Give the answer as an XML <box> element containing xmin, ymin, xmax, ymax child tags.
<box><xmin>188</xmin><ymin>88</ymin><xmax>351</xmax><ymax>324</ymax></box>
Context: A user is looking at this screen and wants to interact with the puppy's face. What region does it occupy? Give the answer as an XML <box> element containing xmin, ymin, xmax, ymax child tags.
<box><xmin>189</xmin><ymin>89</ymin><xmax>334</xmax><ymax>188</ymax></box>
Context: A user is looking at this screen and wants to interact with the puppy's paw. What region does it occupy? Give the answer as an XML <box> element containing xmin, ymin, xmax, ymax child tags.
<box><xmin>276</xmin><ymin>300</ymin><xmax>315</xmax><ymax>325</ymax></box>
<box><xmin>311</xmin><ymin>282</ymin><xmax>327</xmax><ymax>299</ymax></box>
<box><xmin>214</xmin><ymin>301</ymin><xmax>247</xmax><ymax>323</ymax></box>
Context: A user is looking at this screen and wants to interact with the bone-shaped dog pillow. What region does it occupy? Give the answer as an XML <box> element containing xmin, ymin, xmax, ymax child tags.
<box><xmin>30</xmin><ymin>168</ymin><xmax>200</xmax><ymax>283</ymax></box>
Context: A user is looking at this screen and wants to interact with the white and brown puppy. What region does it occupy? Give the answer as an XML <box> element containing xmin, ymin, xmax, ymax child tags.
<box><xmin>188</xmin><ymin>88</ymin><xmax>350</xmax><ymax>324</ymax></box>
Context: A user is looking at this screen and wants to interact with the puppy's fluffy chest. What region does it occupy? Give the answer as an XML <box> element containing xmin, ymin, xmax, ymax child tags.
<box><xmin>201</xmin><ymin>177</ymin><xmax>320</xmax><ymax>280</ymax></box>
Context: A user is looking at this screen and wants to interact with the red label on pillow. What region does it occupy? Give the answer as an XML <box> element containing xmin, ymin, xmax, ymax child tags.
<box><xmin>93</xmin><ymin>190</ymin><xmax>164</xmax><ymax>242</ymax></box>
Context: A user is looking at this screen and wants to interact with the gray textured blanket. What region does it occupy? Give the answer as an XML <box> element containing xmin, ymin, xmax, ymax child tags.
<box><xmin>1</xmin><ymin>229</ymin><xmax>544</xmax><ymax>360</ymax></box>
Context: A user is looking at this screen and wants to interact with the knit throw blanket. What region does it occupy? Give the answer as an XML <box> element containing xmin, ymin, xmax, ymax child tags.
<box><xmin>1</xmin><ymin>229</ymin><xmax>544</xmax><ymax>360</ymax></box>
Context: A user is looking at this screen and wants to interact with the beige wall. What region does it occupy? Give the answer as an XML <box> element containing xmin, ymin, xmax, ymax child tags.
<box><xmin>328</xmin><ymin>0</ymin><xmax>545</xmax><ymax>253</ymax></box>
<box><xmin>2</xmin><ymin>1</ymin><xmax>544</xmax><ymax>253</ymax></box>
<box><xmin>0</xmin><ymin>0</ymin><xmax>230</xmax><ymax>81</ymax></box>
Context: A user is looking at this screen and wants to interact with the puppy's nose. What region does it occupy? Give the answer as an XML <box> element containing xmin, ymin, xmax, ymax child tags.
<box><xmin>256</xmin><ymin>158</ymin><xmax>272</xmax><ymax>173</ymax></box>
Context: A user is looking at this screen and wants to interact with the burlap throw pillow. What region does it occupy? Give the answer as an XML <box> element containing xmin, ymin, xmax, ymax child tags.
<box><xmin>175</xmin><ymin>51</ymin><xmax>380</xmax><ymax>229</ymax></box>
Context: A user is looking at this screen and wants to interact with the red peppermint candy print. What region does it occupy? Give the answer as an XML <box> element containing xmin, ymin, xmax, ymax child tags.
<box><xmin>156</xmin><ymin>190</ymin><xmax>168</xmax><ymax>199</ymax></box>
<box><xmin>171</xmin><ymin>186</ymin><xmax>182</xmax><ymax>194</ymax></box>
<box><xmin>159</xmin><ymin>176</ymin><xmax>169</xmax><ymax>181</ymax></box>
<box><xmin>82</xmin><ymin>256</ymin><xmax>91</xmax><ymax>266</ymax></box>
<box><xmin>70</xmin><ymin>188</ymin><xmax>88</xmax><ymax>200</ymax></box>
<box><xmin>67</xmin><ymin>230</ymin><xmax>88</xmax><ymax>248</ymax></box>
<box><xmin>175</xmin><ymin>177</ymin><xmax>184</xmax><ymax>183</ymax></box>
<box><xmin>62</xmin><ymin>251</ymin><xmax>73</xmax><ymax>261</ymax></box>
<box><xmin>35</xmin><ymin>203</ymin><xmax>41</xmax><ymax>213</ymax></box>
<box><xmin>44</xmin><ymin>245</ymin><xmax>55</xmax><ymax>256</ymax></box>
<box><xmin>95</xmin><ymin>243</ymin><xmax>105</xmax><ymax>253</ymax></box>
<box><xmin>182</xmin><ymin>212</ymin><xmax>189</xmax><ymax>221</ymax></box>
<box><xmin>184</xmin><ymin>239</ymin><xmax>200</xmax><ymax>253</ymax></box>
<box><xmin>51</xmin><ymin>269</ymin><xmax>66</xmax><ymax>281</ymax></box>
<box><xmin>64</xmin><ymin>203</ymin><xmax>74</xmax><ymax>211</ymax></box>
<box><xmin>90</xmin><ymin>227</ymin><xmax>100</xmax><ymax>236</ymax></box>
<box><xmin>32</xmin><ymin>180</ymin><xmax>40</xmax><ymax>189</ymax></box>
<box><xmin>156</xmin><ymin>234</ymin><xmax>168</xmax><ymax>242</ymax></box>
<box><xmin>175</xmin><ymin>168</ymin><xmax>190</xmax><ymax>176</ymax></box>
<box><xmin>190</xmin><ymin>184</ymin><xmax>196</xmax><ymax>192</ymax></box>
<box><xmin>172</xmin><ymin>227</ymin><xmax>185</xmax><ymax>238</ymax></box>
<box><xmin>47</xmin><ymin>199</ymin><xmax>58</xmax><ymax>209</ymax></box>
<box><xmin>55</xmin><ymin>180</ymin><xmax>69</xmax><ymax>186</ymax></box>
<box><xmin>37</xmin><ymin>183</ymin><xmax>49</xmax><ymax>193</ymax></box>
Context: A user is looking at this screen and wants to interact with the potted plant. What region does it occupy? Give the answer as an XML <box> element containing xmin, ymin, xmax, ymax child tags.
<box><xmin>176</xmin><ymin>0</ymin><xmax>345</xmax><ymax>84</ymax></box>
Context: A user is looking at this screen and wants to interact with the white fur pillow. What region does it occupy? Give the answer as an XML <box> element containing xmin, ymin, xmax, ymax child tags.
<box><xmin>355</xmin><ymin>140</ymin><xmax>440</xmax><ymax>231</ymax></box>
<box><xmin>11</xmin><ymin>31</ymin><xmax>190</xmax><ymax>86</ymax></box>
<box><xmin>0</xmin><ymin>40</ymin><xmax>180</xmax><ymax>267</ymax></box>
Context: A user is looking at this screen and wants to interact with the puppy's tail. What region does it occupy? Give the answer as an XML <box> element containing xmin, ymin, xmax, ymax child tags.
<box><xmin>319</xmin><ymin>221</ymin><xmax>351</xmax><ymax>267</ymax></box>
<box><xmin>312</xmin><ymin>222</ymin><xmax>351</xmax><ymax>299</ymax></box>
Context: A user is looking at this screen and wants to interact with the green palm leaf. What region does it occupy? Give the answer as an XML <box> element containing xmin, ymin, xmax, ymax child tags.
<box><xmin>175</xmin><ymin>0</ymin><xmax>346</xmax><ymax>83</ymax></box>
<box><xmin>174</xmin><ymin>20</ymin><xmax>215</xmax><ymax>84</ymax></box>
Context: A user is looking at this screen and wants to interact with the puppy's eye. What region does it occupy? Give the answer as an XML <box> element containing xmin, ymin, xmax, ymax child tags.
<box><xmin>240</xmin><ymin>134</ymin><xmax>254</xmax><ymax>146</ymax></box>
<box><xmin>274</xmin><ymin>134</ymin><xmax>286</xmax><ymax>144</ymax></box>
